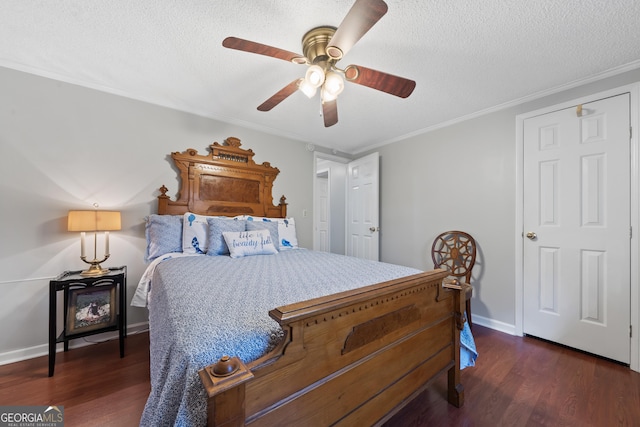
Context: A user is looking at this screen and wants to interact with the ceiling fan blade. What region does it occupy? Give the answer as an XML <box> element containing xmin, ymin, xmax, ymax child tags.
<box><xmin>345</xmin><ymin>64</ymin><xmax>416</xmax><ymax>98</ymax></box>
<box><xmin>322</xmin><ymin>99</ymin><xmax>338</xmax><ymax>127</ymax></box>
<box><xmin>257</xmin><ymin>79</ymin><xmax>300</xmax><ymax>111</ymax></box>
<box><xmin>325</xmin><ymin>0</ymin><xmax>388</xmax><ymax>60</ymax></box>
<box><xmin>223</xmin><ymin>37</ymin><xmax>306</xmax><ymax>64</ymax></box>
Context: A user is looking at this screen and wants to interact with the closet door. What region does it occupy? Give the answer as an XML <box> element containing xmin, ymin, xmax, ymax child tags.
<box><xmin>523</xmin><ymin>93</ymin><xmax>631</xmax><ymax>363</ymax></box>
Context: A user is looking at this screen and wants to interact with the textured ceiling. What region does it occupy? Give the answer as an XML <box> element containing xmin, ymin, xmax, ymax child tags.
<box><xmin>1</xmin><ymin>0</ymin><xmax>640</xmax><ymax>154</ymax></box>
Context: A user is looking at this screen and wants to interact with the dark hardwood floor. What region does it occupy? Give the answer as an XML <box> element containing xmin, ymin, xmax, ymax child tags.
<box><xmin>0</xmin><ymin>331</ymin><xmax>151</xmax><ymax>426</ymax></box>
<box><xmin>1</xmin><ymin>326</ymin><xmax>638</xmax><ymax>426</ymax></box>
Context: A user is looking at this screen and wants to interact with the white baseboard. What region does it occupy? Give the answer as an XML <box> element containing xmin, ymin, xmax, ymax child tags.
<box><xmin>472</xmin><ymin>314</ymin><xmax>517</xmax><ymax>336</ymax></box>
<box><xmin>0</xmin><ymin>322</ymin><xmax>149</xmax><ymax>367</ymax></box>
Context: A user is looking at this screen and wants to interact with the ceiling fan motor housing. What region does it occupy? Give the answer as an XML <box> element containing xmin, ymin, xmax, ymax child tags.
<box><xmin>302</xmin><ymin>26</ymin><xmax>338</xmax><ymax>66</ymax></box>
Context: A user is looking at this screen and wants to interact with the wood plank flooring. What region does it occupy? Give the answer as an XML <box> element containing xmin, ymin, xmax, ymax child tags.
<box><xmin>0</xmin><ymin>325</ymin><xmax>638</xmax><ymax>426</ymax></box>
<box><xmin>0</xmin><ymin>332</ymin><xmax>150</xmax><ymax>426</ymax></box>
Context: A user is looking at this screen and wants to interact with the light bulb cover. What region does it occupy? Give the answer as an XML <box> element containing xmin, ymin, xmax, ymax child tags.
<box><xmin>298</xmin><ymin>78</ymin><xmax>317</xmax><ymax>98</ymax></box>
<box><xmin>323</xmin><ymin>71</ymin><xmax>345</xmax><ymax>97</ymax></box>
<box><xmin>321</xmin><ymin>87</ymin><xmax>338</xmax><ymax>102</ymax></box>
<box><xmin>305</xmin><ymin>65</ymin><xmax>325</xmax><ymax>88</ymax></box>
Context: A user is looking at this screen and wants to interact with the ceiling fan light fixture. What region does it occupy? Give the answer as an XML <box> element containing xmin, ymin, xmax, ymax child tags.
<box><xmin>305</xmin><ymin>65</ymin><xmax>325</xmax><ymax>88</ymax></box>
<box><xmin>298</xmin><ymin>78</ymin><xmax>317</xmax><ymax>98</ymax></box>
<box><xmin>223</xmin><ymin>0</ymin><xmax>413</xmax><ymax>126</ymax></box>
<box><xmin>323</xmin><ymin>71</ymin><xmax>345</xmax><ymax>97</ymax></box>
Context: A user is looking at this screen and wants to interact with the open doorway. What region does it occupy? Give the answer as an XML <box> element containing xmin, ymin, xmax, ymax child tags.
<box><xmin>313</xmin><ymin>152</ymin><xmax>348</xmax><ymax>254</ymax></box>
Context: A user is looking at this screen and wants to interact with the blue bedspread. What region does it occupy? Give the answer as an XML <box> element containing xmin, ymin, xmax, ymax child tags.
<box><xmin>136</xmin><ymin>249</ymin><xmax>477</xmax><ymax>426</ymax></box>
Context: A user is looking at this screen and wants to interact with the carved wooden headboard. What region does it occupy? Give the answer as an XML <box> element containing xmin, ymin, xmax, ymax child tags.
<box><xmin>157</xmin><ymin>137</ymin><xmax>287</xmax><ymax>218</ymax></box>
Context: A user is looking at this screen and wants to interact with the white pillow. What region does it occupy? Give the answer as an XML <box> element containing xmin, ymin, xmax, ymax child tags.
<box><xmin>222</xmin><ymin>229</ymin><xmax>278</xmax><ymax>258</ymax></box>
<box><xmin>238</xmin><ymin>216</ymin><xmax>299</xmax><ymax>250</ymax></box>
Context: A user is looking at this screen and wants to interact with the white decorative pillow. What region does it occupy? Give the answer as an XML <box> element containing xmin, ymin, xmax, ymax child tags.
<box><xmin>277</xmin><ymin>217</ymin><xmax>299</xmax><ymax>250</ymax></box>
<box><xmin>222</xmin><ymin>229</ymin><xmax>278</xmax><ymax>258</ymax></box>
<box><xmin>206</xmin><ymin>218</ymin><xmax>246</xmax><ymax>256</ymax></box>
<box><xmin>240</xmin><ymin>216</ymin><xmax>299</xmax><ymax>250</ymax></box>
<box><xmin>182</xmin><ymin>212</ymin><xmax>217</xmax><ymax>254</ymax></box>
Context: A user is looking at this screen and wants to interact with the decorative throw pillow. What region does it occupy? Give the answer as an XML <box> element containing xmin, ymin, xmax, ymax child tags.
<box><xmin>145</xmin><ymin>215</ymin><xmax>183</xmax><ymax>262</ymax></box>
<box><xmin>206</xmin><ymin>218</ymin><xmax>246</xmax><ymax>256</ymax></box>
<box><xmin>276</xmin><ymin>217</ymin><xmax>299</xmax><ymax>250</ymax></box>
<box><xmin>222</xmin><ymin>229</ymin><xmax>278</xmax><ymax>258</ymax></box>
<box><xmin>182</xmin><ymin>212</ymin><xmax>215</xmax><ymax>254</ymax></box>
<box><xmin>246</xmin><ymin>220</ymin><xmax>280</xmax><ymax>251</ymax></box>
<box><xmin>241</xmin><ymin>216</ymin><xmax>298</xmax><ymax>250</ymax></box>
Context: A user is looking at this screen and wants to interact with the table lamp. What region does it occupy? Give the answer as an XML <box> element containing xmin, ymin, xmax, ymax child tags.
<box><xmin>68</xmin><ymin>210</ymin><xmax>121</xmax><ymax>276</ymax></box>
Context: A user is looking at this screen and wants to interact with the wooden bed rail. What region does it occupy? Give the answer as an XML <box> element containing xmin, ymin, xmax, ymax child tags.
<box><xmin>198</xmin><ymin>269</ymin><xmax>465</xmax><ymax>426</ymax></box>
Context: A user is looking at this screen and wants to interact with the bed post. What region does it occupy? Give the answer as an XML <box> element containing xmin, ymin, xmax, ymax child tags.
<box><xmin>278</xmin><ymin>195</ymin><xmax>287</xmax><ymax>218</ymax></box>
<box><xmin>199</xmin><ymin>356</ymin><xmax>254</xmax><ymax>427</ymax></box>
<box><xmin>157</xmin><ymin>185</ymin><xmax>170</xmax><ymax>215</ymax></box>
<box><xmin>447</xmin><ymin>283</ymin><xmax>470</xmax><ymax>408</ymax></box>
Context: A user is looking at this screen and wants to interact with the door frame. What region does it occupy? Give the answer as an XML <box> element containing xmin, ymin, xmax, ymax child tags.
<box><xmin>515</xmin><ymin>83</ymin><xmax>640</xmax><ymax>372</ymax></box>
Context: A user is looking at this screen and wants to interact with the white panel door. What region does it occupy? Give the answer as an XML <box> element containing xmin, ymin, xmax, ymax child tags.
<box><xmin>523</xmin><ymin>94</ymin><xmax>631</xmax><ymax>363</ymax></box>
<box><xmin>347</xmin><ymin>152</ymin><xmax>379</xmax><ymax>261</ymax></box>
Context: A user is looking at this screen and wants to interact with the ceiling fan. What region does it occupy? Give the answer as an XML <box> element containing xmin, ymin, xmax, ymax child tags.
<box><xmin>222</xmin><ymin>0</ymin><xmax>416</xmax><ymax>127</ymax></box>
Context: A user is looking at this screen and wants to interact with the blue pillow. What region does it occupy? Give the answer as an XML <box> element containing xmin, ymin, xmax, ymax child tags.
<box><xmin>206</xmin><ymin>218</ymin><xmax>246</xmax><ymax>255</ymax></box>
<box><xmin>246</xmin><ymin>220</ymin><xmax>280</xmax><ymax>251</ymax></box>
<box><xmin>145</xmin><ymin>215</ymin><xmax>183</xmax><ymax>262</ymax></box>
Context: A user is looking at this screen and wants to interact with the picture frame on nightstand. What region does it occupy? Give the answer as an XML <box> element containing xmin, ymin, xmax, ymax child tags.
<box><xmin>66</xmin><ymin>284</ymin><xmax>117</xmax><ymax>336</ymax></box>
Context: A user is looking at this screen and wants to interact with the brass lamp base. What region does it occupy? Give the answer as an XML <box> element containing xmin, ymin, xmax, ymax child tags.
<box><xmin>80</xmin><ymin>262</ymin><xmax>110</xmax><ymax>277</ymax></box>
<box><xmin>80</xmin><ymin>252</ymin><xmax>111</xmax><ymax>277</ymax></box>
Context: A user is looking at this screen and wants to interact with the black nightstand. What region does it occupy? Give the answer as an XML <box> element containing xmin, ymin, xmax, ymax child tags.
<box><xmin>48</xmin><ymin>266</ymin><xmax>126</xmax><ymax>376</ymax></box>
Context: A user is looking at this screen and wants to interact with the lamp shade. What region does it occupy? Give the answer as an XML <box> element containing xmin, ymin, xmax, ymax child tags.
<box><xmin>68</xmin><ymin>210</ymin><xmax>121</xmax><ymax>232</ymax></box>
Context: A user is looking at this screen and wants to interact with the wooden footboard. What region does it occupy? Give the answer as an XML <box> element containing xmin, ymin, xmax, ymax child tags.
<box><xmin>198</xmin><ymin>268</ymin><xmax>466</xmax><ymax>426</ymax></box>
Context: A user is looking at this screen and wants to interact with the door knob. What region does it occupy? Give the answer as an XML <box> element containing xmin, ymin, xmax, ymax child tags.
<box><xmin>369</xmin><ymin>227</ymin><xmax>379</xmax><ymax>232</ymax></box>
<box><xmin>526</xmin><ymin>231</ymin><xmax>537</xmax><ymax>240</ymax></box>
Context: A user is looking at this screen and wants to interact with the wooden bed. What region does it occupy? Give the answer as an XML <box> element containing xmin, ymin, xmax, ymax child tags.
<box><xmin>155</xmin><ymin>137</ymin><xmax>466</xmax><ymax>426</ymax></box>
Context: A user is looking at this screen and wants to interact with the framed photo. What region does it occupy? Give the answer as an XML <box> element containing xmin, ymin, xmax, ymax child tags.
<box><xmin>66</xmin><ymin>285</ymin><xmax>117</xmax><ymax>336</ymax></box>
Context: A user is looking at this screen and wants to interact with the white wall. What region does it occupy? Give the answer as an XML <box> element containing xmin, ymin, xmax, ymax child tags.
<box><xmin>372</xmin><ymin>68</ymin><xmax>640</xmax><ymax>329</ymax></box>
<box><xmin>0</xmin><ymin>66</ymin><xmax>315</xmax><ymax>363</ymax></box>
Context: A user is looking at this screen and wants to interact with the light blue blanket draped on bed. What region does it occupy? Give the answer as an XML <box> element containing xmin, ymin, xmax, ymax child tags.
<box><xmin>134</xmin><ymin>249</ymin><xmax>477</xmax><ymax>426</ymax></box>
